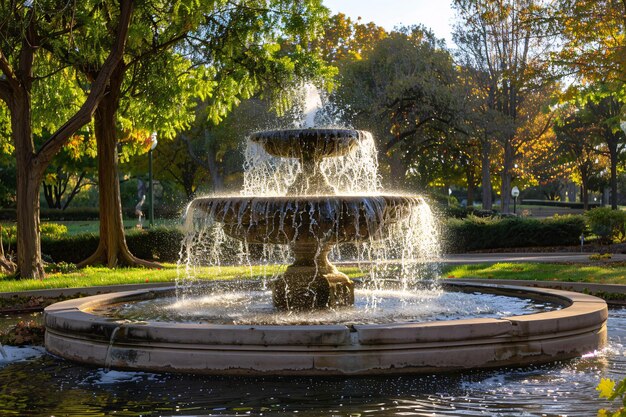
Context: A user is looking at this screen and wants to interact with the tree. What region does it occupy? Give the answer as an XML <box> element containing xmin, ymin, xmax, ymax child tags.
<box><xmin>552</xmin><ymin>0</ymin><xmax>625</xmax><ymax>100</ymax></box>
<box><xmin>59</xmin><ymin>0</ymin><xmax>332</xmax><ymax>268</ymax></box>
<box><xmin>312</xmin><ymin>13</ymin><xmax>387</xmax><ymax>64</ymax></box>
<box><xmin>453</xmin><ymin>0</ymin><xmax>553</xmax><ymax>213</ymax></box>
<box><xmin>0</xmin><ymin>0</ymin><xmax>133</xmax><ymax>278</ymax></box>
<box><xmin>332</xmin><ymin>28</ymin><xmax>462</xmax><ymax>189</ymax></box>
<box><xmin>585</xmin><ymin>94</ymin><xmax>626</xmax><ymax>209</ymax></box>
<box><xmin>554</xmin><ymin>105</ymin><xmax>607</xmax><ymax>210</ymax></box>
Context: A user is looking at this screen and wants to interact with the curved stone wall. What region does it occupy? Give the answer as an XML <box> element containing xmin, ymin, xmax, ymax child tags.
<box><xmin>44</xmin><ymin>282</ymin><xmax>608</xmax><ymax>375</ymax></box>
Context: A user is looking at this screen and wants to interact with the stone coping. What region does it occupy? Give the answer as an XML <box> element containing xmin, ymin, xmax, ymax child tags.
<box><xmin>44</xmin><ymin>282</ymin><xmax>608</xmax><ymax>375</ymax></box>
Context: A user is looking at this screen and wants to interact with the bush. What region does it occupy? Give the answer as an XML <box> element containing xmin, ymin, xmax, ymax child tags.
<box><xmin>125</xmin><ymin>227</ymin><xmax>185</xmax><ymax>262</ymax></box>
<box><xmin>445</xmin><ymin>215</ymin><xmax>586</xmax><ymax>253</ymax></box>
<box><xmin>522</xmin><ymin>199</ymin><xmax>601</xmax><ymax>209</ymax></box>
<box><xmin>40</xmin><ymin>226</ymin><xmax>184</xmax><ymax>264</ymax></box>
<box><xmin>40</xmin><ymin>223</ymin><xmax>68</xmax><ymax>239</ymax></box>
<box><xmin>41</xmin><ymin>233</ymin><xmax>100</xmax><ymax>263</ymax></box>
<box><xmin>440</xmin><ymin>205</ymin><xmax>498</xmax><ymax>219</ymax></box>
<box><xmin>585</xmin><ymin>207</ymin><xmax>626</xmax><ymax>244</ymax></box>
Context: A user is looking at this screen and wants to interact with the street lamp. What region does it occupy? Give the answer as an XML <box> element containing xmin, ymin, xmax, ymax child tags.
<box><xmin>511</xmin><ymin>186</ymin><xmax>520</xmax><ymax>214</ymax></box>
<box><xmin>148</xmin><ymin>132</ymin><xmax>158</xmax><ymax>228</ymax></box>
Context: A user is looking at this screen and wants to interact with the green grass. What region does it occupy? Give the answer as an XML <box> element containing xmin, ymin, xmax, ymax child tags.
<box><xmin>443</xmin><ymin>262</ymin><xmax>626</xmax><ymax>284</ymax></box>
<box><xmin>2</xmin><ymin>261</ymin><xmax>626</xmax><ymax>294</ymax></box>
<box><xmin>0</xmin><ymin>264</ymin><xmax>364</xmax><ymax>293</ymax></box>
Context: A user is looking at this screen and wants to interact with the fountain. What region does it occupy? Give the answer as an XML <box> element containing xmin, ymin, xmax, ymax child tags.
<box><xmin>43</xmin><ymin>127</ymin><xmax>608</xmax><ymax>375</ymax></box>
<box><xmin>189</xmin><ymin>128</ymin><xmax>424</xmax><ymax>311</ymax></box>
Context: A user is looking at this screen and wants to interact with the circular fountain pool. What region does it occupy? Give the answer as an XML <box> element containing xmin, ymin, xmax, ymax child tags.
<box><xmin>44</xmin><ymin>281</ymin><xmax>607</xmax><ymax>375</ymax></box>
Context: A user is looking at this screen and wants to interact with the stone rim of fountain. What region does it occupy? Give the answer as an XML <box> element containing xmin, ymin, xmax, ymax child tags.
<box><xmin>44</xmin><ymin>282</ymin><xmax>608</xmax><ymax>375</ymax></box>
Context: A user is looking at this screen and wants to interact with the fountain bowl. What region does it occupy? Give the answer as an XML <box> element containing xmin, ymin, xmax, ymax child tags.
<box><xmin>249</xmin><ymin>128</ymin><xmax>365</xmax><ymax>160</ymax></box>
<box><xmin>189</xmin><ymin>194</ymin><xmax>419</xmax><ymax>245</ymax></box>
<box><xmin>44</xmin><ymin>281</ymin><xmax>607</xmax><ymax>375</ymax></box>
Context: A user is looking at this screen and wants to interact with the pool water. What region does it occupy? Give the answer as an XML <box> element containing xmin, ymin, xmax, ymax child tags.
<box><xmin>0</xmin><ymin>309</ymin><xmax>623</xmax><ymax>416</ymax></box>
<box><xmin>96</xmin><ymin>288</ymin><xmax>560</xmax><ymax>325</ymax></box>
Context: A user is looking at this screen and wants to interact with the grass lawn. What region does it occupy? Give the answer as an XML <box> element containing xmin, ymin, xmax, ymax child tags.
<box><xmin>0</xmin><ymin>264</ymin><xmax>364</xmax><ymax>293</ymax></box>
<box><xmin>2</xmin><ymin>261</ymin><xmax>626</xmax><ymax>294</ymax></box>
<box><xmin>443</xmin><ymin>262</ymin><xmax>626</xmax><ymax>284</ymax></box>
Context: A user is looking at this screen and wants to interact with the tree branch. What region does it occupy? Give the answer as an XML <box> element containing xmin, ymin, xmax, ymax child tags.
<box><xmin>36</xmin><ymin>0</ymin><xmax>134</xmax><ymax>170</ymax></box>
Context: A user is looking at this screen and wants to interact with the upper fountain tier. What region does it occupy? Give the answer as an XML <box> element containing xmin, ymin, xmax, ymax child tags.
<box><xmin>249</xmin><ymin>128</ymin><xmax>368</xmax><ymax>195</ymax></box>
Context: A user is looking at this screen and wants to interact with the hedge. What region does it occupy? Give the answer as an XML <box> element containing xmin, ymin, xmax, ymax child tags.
<box><xmin>444</xmin><ymin>215</ymin><xmax>586</xmax><ymax>253</ymax></box>
<box><xmin>40</xmin><ymin>227</ymin><xmax>184</xmax><ymax>264</ymax></box>
<box><xmin>0</xmin><ymin>206</ymin><xmax>182</xmax><ymax>221</ymax></box>
<box><xmin>520</xmin><ymin>199</ymin><xmax>601</xmax><ymax>209</ymax></box>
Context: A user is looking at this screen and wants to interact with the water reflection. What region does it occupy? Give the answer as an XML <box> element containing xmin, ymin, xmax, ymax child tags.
<box><xmin>0</xmin><ymin>309</ymin><xmax>625</xmax><ymax>416</ymax></box>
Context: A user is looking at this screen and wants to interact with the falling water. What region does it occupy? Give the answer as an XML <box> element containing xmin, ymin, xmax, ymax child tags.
<box><xmin>300</xmin><ymin>83</ymin><xmax>322</xmax><ymax>128</ymax></box>
<box><xmin>242</xmin><ymin>131</ymin><xmax>381</xmax><ymax>196</ymax></box>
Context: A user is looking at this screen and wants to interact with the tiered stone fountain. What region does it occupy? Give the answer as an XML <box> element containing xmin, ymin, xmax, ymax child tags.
<box><xmin>190</xmin><ymin>128</ymin><xmax>420</xmax><ymax>310</ymax></box>
<box><xmin>43</xmin><ymin>128</ymin><xmax>608</xmax><ymax>375</ymax></box>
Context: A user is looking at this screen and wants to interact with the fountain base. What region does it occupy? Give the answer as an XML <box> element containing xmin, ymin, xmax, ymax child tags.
<box><xmin>272</xmin><ymin>265</ymin><xmax>354</xmax><ymax>310</ymax></box>
<box><xmin>272</xmin><ymin>245</ymin><xmax>354</xmax><ymax>310</ymax></box>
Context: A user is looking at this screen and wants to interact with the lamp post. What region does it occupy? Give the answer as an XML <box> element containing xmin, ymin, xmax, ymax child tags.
<box><xmin>148</xmin><ymin>132</ymin><xmax>158</xmax><ymax>228</ymax></box>
<box><xmin>511</xmin><ymin>186</ymin><xmax>520</xmax><ymax>214</ymax></box>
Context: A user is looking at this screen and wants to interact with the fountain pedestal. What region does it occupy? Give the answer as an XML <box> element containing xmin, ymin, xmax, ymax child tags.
<box><xmin>272</xmin><ymin>244</ymin><xmax>354</xmax><ymax>310</ymax></box>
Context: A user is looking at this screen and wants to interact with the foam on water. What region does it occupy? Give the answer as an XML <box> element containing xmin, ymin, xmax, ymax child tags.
<box><xmin>0</xmin><ymin>346</ymin><xmax>45</xmax><ymax>365</ymax></box>
<box><xmin>82</xmin><ymin>370</ymin><xmax>159</xmax><ymax>386</ymax></box>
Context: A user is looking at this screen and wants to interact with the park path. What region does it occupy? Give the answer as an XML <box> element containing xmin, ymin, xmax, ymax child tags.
<box><xmin>440</xmin><ymin>252</ymin><xmax>626</xmax><ymax>264</ymax></box>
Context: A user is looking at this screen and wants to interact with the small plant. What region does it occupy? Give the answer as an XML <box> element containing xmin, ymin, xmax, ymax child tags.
<box><xmin>40</xmin><ymin>222</ymin><xmax>68</xmax><ymax>239</ymax></box>
<box><xmin>0</xmin><ymin>320</ymin><xmax>45</xmax><ymax>346</ymax></box>
<box><xmin>597</xmin><ymin>377</ymin><xmax>626</xmax><ymax>416</ymax></box>
<box><xmin>590</xmin><ymin>253</ymin><xmax>613</xmax><ymax>261</ymax></box>
<box><xmin>44</xmin><ymin>261</ymin><xmax>77</xmax><ymax>274</ymax></box>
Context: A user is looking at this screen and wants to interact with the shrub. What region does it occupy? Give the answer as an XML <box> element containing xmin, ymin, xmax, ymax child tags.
<box><xmin>444</xmin><ymin>215</ymin><xmax>585</xmax><ymax>253</ymax></box>
<box><xmin>585</xmin><ymin>207</ymin><xmax>626</xmax><ymax>244</ymax></box>
<box><xmin>40</xmin><ymin>223</ymin><xmax>68</xmax><ymax>239</ymax></box>
<box><xmin>41</xmin><ymin>227</ymin><xmax>185</xmax><ymax>264</ymax></box>
<box><xmin>440</xmin><ymin>205</ymin><xmax>498</xmax><ymax>219</ymax></box>
<box><xmin>41</xmin><ymin>233</ymin><xmax>100</xmax><ymax>264</ymax></box>
<box><xmin>125</xmin><ymin>227</ymin><xmax>185</xmax><ymax>262</ymax></box>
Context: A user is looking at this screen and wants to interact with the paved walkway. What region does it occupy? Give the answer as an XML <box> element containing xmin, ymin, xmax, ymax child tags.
<box><xmin>441</xmin><ymin>252</ymin><xmax>626</xmax><ymax>264</ymax></box>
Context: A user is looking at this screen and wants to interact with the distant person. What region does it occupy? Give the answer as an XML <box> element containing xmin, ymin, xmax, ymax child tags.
<box><xmin>135</xmin><ymin>194</ymin><xmax>146</xmax><ymax>228</ymax></box>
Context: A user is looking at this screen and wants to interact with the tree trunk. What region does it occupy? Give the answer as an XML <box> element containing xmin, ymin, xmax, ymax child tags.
<box><xmin>609</xmin><ymin>140</ymin><xmax>618</xmax><ymax>210</ymax></box>
<box><xmin>0</xmin><ymin>226</ymin><xmax>16</xmax><ymax>274</ymax></box>
<box><xmin>465</xmin><ymin>165</ymin><xmax>476</xmax><ymax>207</ymax></box>
<box><xmin>79</xmin><ymin>66</ymin><xmax>158</xmax><ymax>268</ymax></box>
<box><xmin>480</xmin><ymin>139</ymin><xmax>493</xmax><ymax>210</ymax></box>
<box><xmin>581</xmin><ymin>165</ymin><xmax>590</xmax><ymax>211</ymax></box>
<box><xmin>500</xmin><ymin>140</ymin><xmax>514</xmax><ymax>213</ymax></box>
<box><xmin>12</xmin><ymin>92</ymin><xmax>46</xmax><ymax>279</ymax></box>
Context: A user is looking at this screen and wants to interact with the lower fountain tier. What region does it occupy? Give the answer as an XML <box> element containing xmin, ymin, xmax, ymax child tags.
<box><xmin>189</xmin><ymin>194</ymin><xmax>422</xmax><ymax>245</ymax></box>
<box><xmin>190</xmin><ymin>194</ymin><xmax>421</xmax><ymax>310</ymax></box>
<box><xmin>44</xmin><ymin>283</ymin><xmax>608</xmax><ymax>375</ymax></box>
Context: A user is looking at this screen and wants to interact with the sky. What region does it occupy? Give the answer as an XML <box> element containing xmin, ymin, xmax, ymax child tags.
<box><xmin>323</xmin><ymin>0</ymin><xmax>456</xmax><ymax>46</ymax></box>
